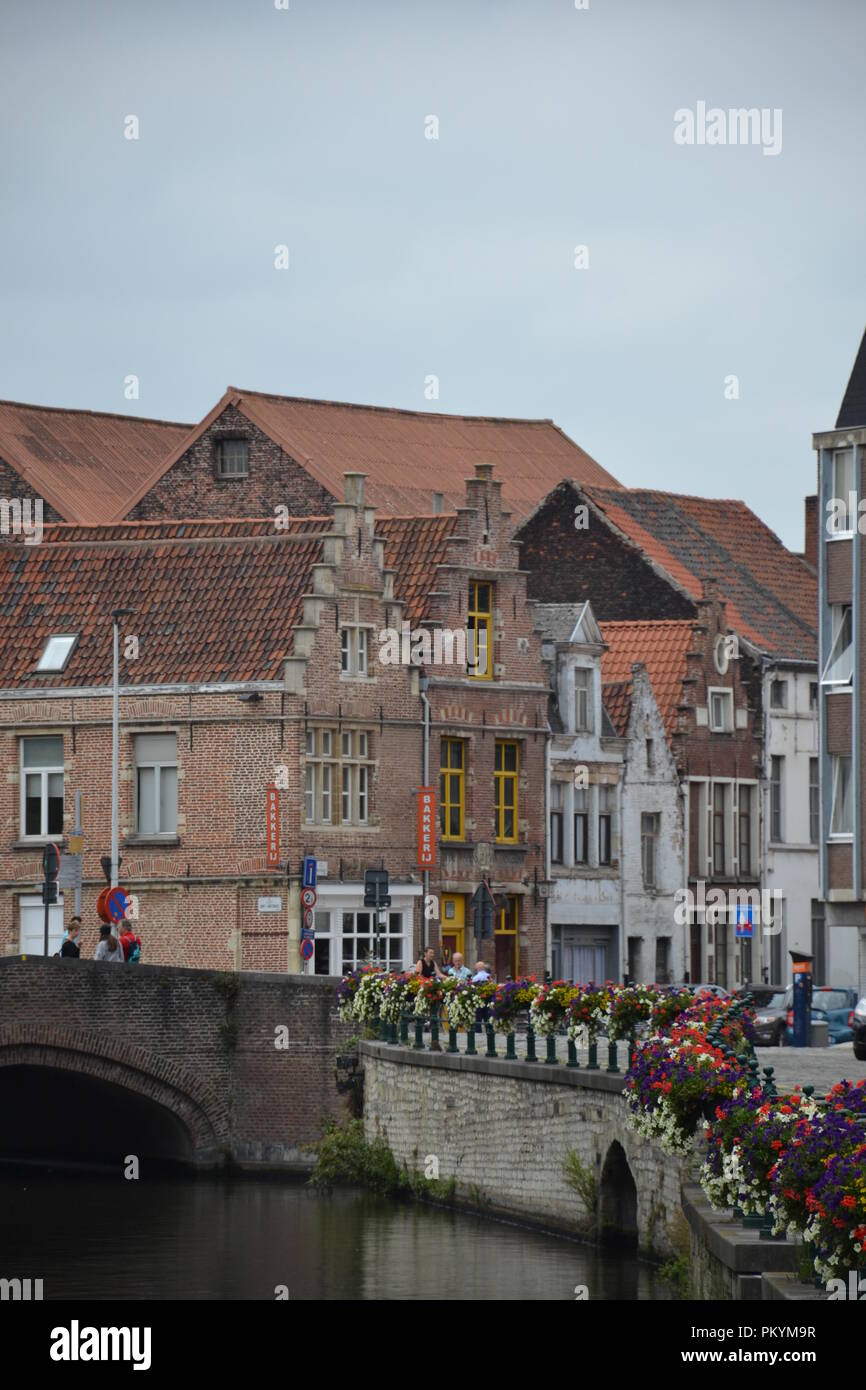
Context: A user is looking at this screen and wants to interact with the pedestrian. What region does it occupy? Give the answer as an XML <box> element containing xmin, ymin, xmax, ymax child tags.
<box><xmin>446</xmin><ymin>951</ymin><xmax>472</xmax><ymax>982</ymax></box>
<box><xmin>471</xmin><ymin>959</ymin><xmax>491</xmax><ymax>983</ymax></box>
<box><xmin>414</xmin><ymin>946</ymin><xmax>445</xmax><ymax>980</ymax></box>
<box><xmin>94</xmin><ymin>924</ymin><xmax>124</xmax><ymax>962</ymax></box>
<box><xmin>60</xmin><ymin>921</ymin><xmax>82</xmax><ymax>959</ymax></box>
<box><xmin>119</xmin><ymin>922</ymin><xmax>142</xmax><ymax>964</ymax></box>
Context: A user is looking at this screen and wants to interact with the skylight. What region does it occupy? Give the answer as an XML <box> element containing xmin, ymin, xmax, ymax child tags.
<box><xmin>36</xmin><ymin>634</ymin><xmax>78</xmax><ymax>673</ymax></box>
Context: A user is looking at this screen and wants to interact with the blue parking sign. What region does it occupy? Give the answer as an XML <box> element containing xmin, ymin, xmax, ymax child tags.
<box><xmin>303</xmin><ymin>857</ymin><xmax>317</xmax><ymax>888</ymax></box>
<box><xmin>735</xmin><ymin>904</ymin><xmax>753</xmax><ymax>939</ymax></box>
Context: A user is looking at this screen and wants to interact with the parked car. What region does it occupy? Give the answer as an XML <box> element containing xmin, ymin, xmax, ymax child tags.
<box><xmin>852</xmin><ymin>997</ymin><xmax>866</xmax><ymax>1061</ymax></box>
<box><xmin>751</xmin><ymin>988</ymin><xmax>791</xmax><ymax>1047</ymax></box>
<box><xmin>687</xmin><ymin>983</ymin><xmax>730</xmax><ymax>1000</ymax></box>
<box><xmin>784</xmin><ymin>986</ymin><xmax>859</xmax><ymax>1045</ymax></box>
<box><xmin>735</xmin><ymin>983</ymin><xmax>787</xmax><ymax>1008</ymax></box>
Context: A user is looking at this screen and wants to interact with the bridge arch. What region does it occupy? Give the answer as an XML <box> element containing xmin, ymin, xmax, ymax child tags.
<box><xmin>599</xmin><ymin>1140</ymin><xmax>638</xmax><ymax>1248</ymax></box>
<box><xmin>0</xmin><ymin>1025</ymin><xmax>230</xmax><ymax>1165</ymax></box>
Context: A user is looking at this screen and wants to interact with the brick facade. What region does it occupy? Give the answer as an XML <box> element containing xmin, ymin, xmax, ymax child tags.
<box><xmin>128</xmin><ymin>404</ymin><xmax>335</xmax><ymax>521</ymax></box>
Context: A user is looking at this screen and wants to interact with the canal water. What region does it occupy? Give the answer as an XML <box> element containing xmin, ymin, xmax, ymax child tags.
<box><xmin>0</xmin><ymin>1169</ymin><xmax>665</xmax><ymax>1300</ymax></box>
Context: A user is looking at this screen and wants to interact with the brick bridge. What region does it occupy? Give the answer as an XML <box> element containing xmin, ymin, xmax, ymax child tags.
<box><xmin>360</xmin><ymin>1041</ymin><xmax>687</xmax><ymax>1257</ymax></box>
<box><xmin>0</xmin><ymin>957</ymin><xmax>353</xmax><ymax>1169</ymax></box>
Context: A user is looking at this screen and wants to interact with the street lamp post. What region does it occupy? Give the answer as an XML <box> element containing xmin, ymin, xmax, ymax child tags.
<box><xmin>111</xmin><ymin>608</ymin><xmax>134</xmax><ymax>889</ymax></box>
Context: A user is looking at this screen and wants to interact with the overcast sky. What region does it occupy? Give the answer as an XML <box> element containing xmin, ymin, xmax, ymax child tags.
<box><xmin>1</xmin><ymin>0</ymin><xmax>864</xmax><ymax>549</ymax></box>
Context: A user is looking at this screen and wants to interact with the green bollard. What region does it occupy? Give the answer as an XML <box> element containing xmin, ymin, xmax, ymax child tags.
<box><xmin>400</xmin><ymin>1014</ymin><xmax>409</xmax><ymax>1044</ymax></box>
<box><xmin>430</xmin><ymin>1015</ymin><xmax>441</xmax><ymax>1052</ymax></box>
<box><xmin>448</xmin><ymin>1027</ymin><xmax>458</xmax><ymax>1054</ymax></box>
<box><xmin>486</xmin><ymin>1024</ymin><xmax>497</xmax><ymax>1058</ymax></box>
<box><xmin>545</xmin><ymin>1034</ymin><xmax>558</xmax><ymax>1064</ymax></box>
<box><xmin>388</xmin><ymin>1020</ymin><xmax>398</xmax><ymax>1044</ymax></box>
<box><xmin>606</xmin><ymin>1041</ymin><xmax>619</xmax><ymax>1074</ymax></box>
<box><xmin>506</xmin><ymin>1032</ymin><xmax>516</xmax><ymax>1060</ymax></box>
<box><xmin>567</xmin><ymin>1039</ymin><xmax>579</xmax><ymax>1068</ymax></box>
<box><xmin>380</xmin><ymin>1018</ymin><xmax>389</xmax><ymax>1043</ymax></box>
<box><xmin>413</xmin><ymin>1018</ymin><xmax>425</xmax><ymax>1050</ymax></box>
<box><xmin>466</xmin><ymin>1025</ymin><xmax>477</xmax><ymax>1056</ymax></box>
<box><xmin>587</xmin><ymin>1040</ymin><xmax>599</xmax><ymax>1071</ymax></box>
<box><xmin>526</xmin><ymin>1022</ymin><xmax>537</xmax><ymax>1063</ymax></box>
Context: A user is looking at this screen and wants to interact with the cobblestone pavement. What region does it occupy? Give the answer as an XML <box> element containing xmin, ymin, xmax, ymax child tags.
<box><xmin>753</xmin><ymin>1042</ymin><xmax>865</xmax><ymax>1095</ymax></box>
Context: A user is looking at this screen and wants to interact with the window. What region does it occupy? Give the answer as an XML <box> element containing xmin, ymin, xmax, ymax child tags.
<box><xmin>809</xmin><ymin>758</ymin><xmax>819</xmax><ymax>844</ymax></box>
<box><xmin>830</xmin><ymin>754</ymin><xmax>852</xmax><ymax>835</ymax></box>
<box><xmin>21</xmin><ymin>736</ymin><xmax>64</xmax><ymax>838</ymax></box>
<box><xmin>467</xmin><ymin>582</ymin><xmax>493</xmax><ymax>680</ymax></box>
<box><xmin>440</xmin><ymin>738</ymin><xmax>465</xmax><ymax>841</ymax></box>
<box><xmin>829</xmin><ymin>448</ymin><xmax>855</xmax><ymax>533</ymax></box>
<box><xmin>574</xmin><ymin>669</ymin><xmax>592</xmax><ymax>732</ymax></box>
<box><xmin>573</xmin><ymin>790</ymin><xmax>588</xmax><ymax>864</ymax></box>
<box><xmin>598</xmin><ymin>785</ymin><xmax>612</xmax><ymax>865</ymax></box>
<box><xmin>809</xmin><ymin>681</ymin><xmax>818</xmax><ymax>711</ymax></box>
<box><xmin>822</xmin><ymin>605</ymin><xmax>853</xmax><ymax>686</ymax></box>
<box><xmin>770</xmin><ymin>757</ymin><xmax>783</xmax><ymax>842</ymax></box>
<box><xmin>641</xmin><ymin>812</ymin><xmax>659</xmax><ymax>887</ymax></box>
<box><xmin>494</xmin><ymin>741</ymin><xmax>518</xmax><ymax>842</ymax></box>
<box><xmin>135</xmin><ymin>733</ymin><xmax>178</xmax><ymax>836</ymax></box>
<box><xmin>712</xmin><ymin>783</ymin><xmax>727</xmax><ymax>873</ymax></box>
<box><xmin>770</xmin><ymin>679</ymin><xmax>787</xmax><ymax>709</ymax></box>
<box><xmin>811</xmin><ymin>900</ymin><xmax>827</xmax><ymax>986</ymax></box>
<box><xmin>738</xmin><ymin>785</ymin><xmax>753</xmax><ymax>874</ymax></box>
<box><xmin>35</xmin><ymin>634</ymin><xmax>78</xmax><ymax>673</ymax></box>
<box><xmin>340</xmin><ymin>627</ymin><xmax>369</xmax><ymax>677</ymax></box>
<box><xmin>709</xmin><ymin>689</ymin><xmax>734</xmax><ymax>733</ymax></box>
<box><xmin>655</xmin><ymin>937</ymin><xmax>671</xmax><ymax>986</ymax></box>
<box><xmin>646</xmin><ymin>738</ymin><xmax>654</xmax><ymax>769</ymax></box>
<box><xmin>215</xmin><ymin>438</ymin><xmax>249</xmax><ymax>477</ymax></box>
<box><xmin>550</xmin><ymin>783</ymin><xmax>564</xmax><ymax>864</ymax></box>
<box><xmin>341</xmin><ymin>910</ymin><xmax>405</xmax><ymax>973</ymax></box>
<box><xmin>305</xmin><ymin>727</ymin><xmax>372</xmax><ymax>825</ymax></box>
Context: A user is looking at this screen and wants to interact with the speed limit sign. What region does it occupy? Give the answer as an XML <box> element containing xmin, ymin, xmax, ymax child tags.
<box><xmin>301</xmin><ymin>887</ymin><xmax>317</xmax><ymax>909</ymax></box>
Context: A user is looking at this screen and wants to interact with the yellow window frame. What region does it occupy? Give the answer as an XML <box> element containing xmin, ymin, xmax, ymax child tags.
<box><xmin>440</xmin><ymin>738</ymin><xmax>465</xmax><ymax>841</ymax></box>
<box><xmin>468</xmin><ymin>581</ymin><xmax>493</xmax><ymax>680</ymax></box>
<box><xmin>494</xmin><ymin>740</ymin><xmax>519</xmax><ymax>843</ymax></box>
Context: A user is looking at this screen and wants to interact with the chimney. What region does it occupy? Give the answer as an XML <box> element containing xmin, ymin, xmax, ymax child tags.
<box><xmin>343</xmin><ymin>472</ymin><xmax>367</xmax><ymax>508</ymax></box>
<box><xmin>804</xmin><ymin>494</ymin><xmax>818</xmax><ymax>569</ymax></box>
<box><xmin>474</xmin><ymin>463</ymin><xmax>494</xmax><ymax>482</ymax></box>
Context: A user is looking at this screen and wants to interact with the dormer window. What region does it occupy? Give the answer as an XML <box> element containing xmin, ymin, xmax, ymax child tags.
<box><xmin>467</xmin><ymin>582</ymin><xmax>493</xmax><ymax>680</ymax></box>
<box><xmin>574</xmin><ymin>669</ymin><xmax>592</xmax><ymax>732</ymax></box>
<box><xmin>340</xmin><ymin>626</ymin><xmax>369</xmax><ymax>677</ymax></box>
<box><xmin>36</xmin><ymin>633</ymin><xmax>78</xmax><ymax>673</ymax></box>
<box><xmin>215</xmin><ymin>437</ymin><xmax>249</xmax><ymax>477</ymax></box>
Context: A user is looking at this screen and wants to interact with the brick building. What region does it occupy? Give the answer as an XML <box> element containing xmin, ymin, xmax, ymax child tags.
<box><xmin>517</xmin><ymin>480</ymin><xmax>823</xmax><ymax>988</ymax></box>
<box><xmin>0</xmin><ymin>388</ymin><xmax>620</xmax><ymax>526</ymax></box>
<box><xmin>0</xmin><ymin>467</ymin><xmax>549</xmax><ymax>976</ymax></box>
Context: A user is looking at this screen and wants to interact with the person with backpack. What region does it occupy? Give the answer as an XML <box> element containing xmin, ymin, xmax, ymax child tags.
<box><xmin>119</xmin><ymin>923</ymin><xmax>142</xmax><ymax>964</ymax></box>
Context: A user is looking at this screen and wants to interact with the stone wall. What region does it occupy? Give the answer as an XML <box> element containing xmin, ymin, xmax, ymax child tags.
<box><xmin>360</xmin><ymin>1041</ymin><xmax>686</xmax><ymax>1258</ymax></box>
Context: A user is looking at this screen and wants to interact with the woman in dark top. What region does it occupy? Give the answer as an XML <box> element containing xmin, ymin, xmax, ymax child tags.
<box><xmin>60</xmin><ymin>923</ymin><xmax>81</xmax><ymax>958</ymax></box>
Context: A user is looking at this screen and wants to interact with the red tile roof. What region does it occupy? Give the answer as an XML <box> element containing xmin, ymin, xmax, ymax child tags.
<box><xmin>0</xmin><ymin>399</ymin><xmax>192</xmax><ymax>526</ymax></box>
<box><xmin>0</xmin><ymin>515</ymin><xmax>459</xmax><ymax>687</ymax></box>
<box><xmin>600</xmin><ymin>620</ymin><xmax>696</xmax><ymax>742</ymax></box>
<box><xmin>601</xmin><ymin>679</ymin><xmax>632</xmax><ymax>737</ymax></box>
<box><xmin>120</xmin><ymin>387</ymin><xmax>621</xmax><ymax>523</ymax></box>
<box><xmin>585</xmin><ymin>487</ymin><xmax>816</xmax><ymax>662</ymax></box>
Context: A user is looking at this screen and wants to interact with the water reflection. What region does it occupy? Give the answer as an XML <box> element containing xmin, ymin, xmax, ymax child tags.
<box><xmin>0</xmin><ymin>1171</ymin><xmax>665</xmax><ymax>1300</ymax></box>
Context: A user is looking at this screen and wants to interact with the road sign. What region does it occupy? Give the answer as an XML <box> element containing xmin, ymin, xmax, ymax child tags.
<box><xmin>257</xmin><ymin>897</ymin><xmax>282</xmax><ymax>914</ymax></box>
<box><xmin>57</xmin><ymin>853</ymin><xmax>82</xmax><ymax>890</ymax></box>
<box><xmin>303</xmin><ymin>907</ymin><xmax>315</xmax><ymax>932</ymax></box>
<box><xmin>67</xmin><ymin>834</ymin><xmax>84</xmax><ymax>855</ymax></box>
<box><xmin>300</xmin><ymin>938</ymin><xmax>314</xmax><ymax>961</ymax></box>
<box><xmin>302</xmin><ymin>857</ymin><xmax>317</xmax><ymax>888</ymax></box>
<box><xmin>734</xmin><ymin>905</ymin><xmax>753</xmax><ymax>940</ymax></box>
<box><xmin>107</xmin><ymin>886</ymin><xmax>130</xmax><ymax>922</ymax></box>
<box><xmin>97</xmin><ymin>886</ymin><xmax>113</xmax><ymax>923</ymax></box>
<box><xmin>300</xmin><ymin>887</ymin><xmax>317</xmax><ymax>909</ymax></box>
<box><xmin>42</xmin><ymin>842</ymin><xmax>61</xmax><ymax>881</ymax></box>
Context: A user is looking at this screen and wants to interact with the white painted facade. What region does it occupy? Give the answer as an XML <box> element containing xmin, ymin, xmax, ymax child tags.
<box><xmin>619</xmin><ymin>666</ymin><xmax>686</xmax><ymax>986</ymax></box>
<box><xmin>760</xmin><ymin>664</ymin><xmax>856</xmax><ymax>987</ymax></box>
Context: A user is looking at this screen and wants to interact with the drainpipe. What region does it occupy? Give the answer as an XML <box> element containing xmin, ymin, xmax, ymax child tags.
<box><xmin>618</xmin><ymin>760</ymin><xmax>626</xmax><ymax>984</ymax></box>
<box><xmin>420</xmin><ymin>675</ymin><xmax>431</xmax><ymax>951</ymax></box>
<box><xmin>544</xmin><ymin>723</ymin><xmax>552</xmax><ymax>976</ymax></box>
<box><xmin>679</xmin><ymin>778</ymin><xmax>689</xmax><ymax>984</ymax></box>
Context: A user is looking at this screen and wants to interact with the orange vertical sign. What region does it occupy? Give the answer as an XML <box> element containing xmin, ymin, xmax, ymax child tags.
<box><xmin>417</xmin><ymin>785</ymin><xmax>436</xmax><ymax>868</ymax></box>
<box><xmin>266</xmin><ymin>786</ymin><xmax>280</xmax><ymax>867</ymax></box>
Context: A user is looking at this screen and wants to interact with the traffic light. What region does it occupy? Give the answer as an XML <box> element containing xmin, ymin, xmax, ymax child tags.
<box><xmin>363</xmin><ymin>868</ymin><xmax>391</xmax><ymax>908</ymax></box>
<box><xmin>42</xmin><ymin>841</ymin><xmax>60</xmax><ymax>906</ymax></box>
